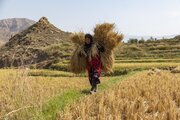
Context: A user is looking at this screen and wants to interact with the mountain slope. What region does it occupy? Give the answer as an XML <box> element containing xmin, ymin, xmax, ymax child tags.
<box><xmin>0</xmin><ymin>17</ymin><xmax>72</xmax><ymax>68</ymax></box>
<box><xmin>0</xmin><ymin>18</ymin><xmax>35</xmax><ymax>43</ymax></box>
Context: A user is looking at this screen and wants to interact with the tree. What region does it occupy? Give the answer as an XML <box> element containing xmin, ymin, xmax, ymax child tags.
<box><xmin>128</xmin><ymin>38</ymin><xmax>138</xmax><ymax>44</ymax></box>
<box><xmin>139</xmin><ymin>37</ymin><xmax>145</xmax><ymax>43</ymax></box>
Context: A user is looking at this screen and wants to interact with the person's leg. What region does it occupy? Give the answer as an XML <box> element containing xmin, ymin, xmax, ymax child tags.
<box><xmin>90</xmin><ymin>78</ymin><xmax>97</xmax><ymax>94</ymax></box>
<box><xmin>88</xmin><ymin>71</ymin><xmax>95</xmax><ymax>93</ymax></box>
<box><xmin>90</xmin><ymin>77</ymin><xmax>100</xmax><ymax>92</ymax></box>
<box><xmin>88</xmin><ymin>71</ymin><xmax>92</xmax><ymax>85</ymax></box>
<box><xmin>93</xmin><ymin>80</ymin><xmax>97</xmax><ymax>92</ymax></box>
<box><xmin>89</xmin><ymin>77</ymin><xmax>93</xmax><ymax>86</ymax></box>
<box><xmin>90</xmin><ymin>68</ymin><xmax>101</xmax><ymax>93</ymax></box>
<box><xmin>90</xmin><ymin>73</ymin><xmax>97</xmax><ymax>93</ymax></box>
<box><xmin>93</xmin><ymin>78</ymin><xmax>101</xmax><ymax>92</ymax></box>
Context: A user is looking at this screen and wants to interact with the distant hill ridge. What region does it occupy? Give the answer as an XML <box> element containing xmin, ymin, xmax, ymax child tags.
<box><xmin>0</xmin><ymin>18</ymin><xmax>35</xmax><ymax>43</ymax></box>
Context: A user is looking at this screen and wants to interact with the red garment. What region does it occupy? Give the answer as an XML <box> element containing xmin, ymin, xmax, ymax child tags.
<box><xmin>86</xmin><ymin>55</ymin><xmax>102</xmax><ymax>77</ymax></box>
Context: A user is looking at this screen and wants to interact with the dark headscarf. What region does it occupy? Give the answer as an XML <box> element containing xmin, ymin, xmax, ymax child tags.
<box><xmin>84</xmin><ymin>34</ymin><xmax>93</xmax><ymax>53</ymax></box>
<box><xmin>85</xmin><ymin>34</ymin><xmax>93</xmax><ymax>42</ymax></box>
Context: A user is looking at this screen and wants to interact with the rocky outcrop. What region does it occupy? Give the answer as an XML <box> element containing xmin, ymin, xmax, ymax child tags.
<box><xmin>0</xmin><ymin>17</ymin><xmax>72</xmax><ymax>68</ymax></box>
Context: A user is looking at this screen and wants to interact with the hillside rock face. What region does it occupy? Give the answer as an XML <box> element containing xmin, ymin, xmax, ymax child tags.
<box><xmin>0</xmin><ymin>18</ymin><xmax>35</xmax><ymax>43</ymax></box>
<box><xmin>0</xmin><ymin>17</ymin><xmax>72</xmax><ymax>68</ymax></box>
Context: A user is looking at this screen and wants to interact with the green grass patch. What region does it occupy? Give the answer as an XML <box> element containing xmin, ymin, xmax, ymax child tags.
<box><xmin>39</xmin><ymin>71</ymin><xmax>137</xmax><ymax>120</ymax></box>
<box><xmin>115</xmin><ymin>59</ymin><xmax>180</xmax><ymax>63</ymax></box>
<box><xmin>29</xmin><ymin>69</ymin><xmax>74</xmax><ymax>77</ymax></box>
<box><xmin>42</xmin><ymin>90</ymin><xmax>83</xmax><ymax>120</ymax></box>
<box><xmin>114</xmin><ymin>62</ymin><xmax>180</xmax><ymax>71</ymax></box>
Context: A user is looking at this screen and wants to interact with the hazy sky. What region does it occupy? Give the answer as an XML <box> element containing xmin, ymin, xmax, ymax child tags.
<box><xmin>1</xmin><ymin>0</ymin><xmax>180</xmax><ymax>36</ymax></box>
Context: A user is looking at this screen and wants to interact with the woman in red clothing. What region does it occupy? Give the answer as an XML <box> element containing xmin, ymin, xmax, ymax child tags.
<box><xmin>83</xmin><ymin>34</ymin><xmax>104</xmax><ymax>94</ymax></box>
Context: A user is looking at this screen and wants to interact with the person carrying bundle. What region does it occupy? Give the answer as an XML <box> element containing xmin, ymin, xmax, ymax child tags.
<box><xmin>80</xmin><ymin>34</ymin><xmax>104</xmax><ymax>94</ymax></box>
<box><xmin>70</xmin><ymin>23</ymin><xmax>123</xmax><ymax>94</ymax></box>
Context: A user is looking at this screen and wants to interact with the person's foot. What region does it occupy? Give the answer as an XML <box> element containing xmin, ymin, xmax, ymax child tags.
<box><xmin>90</xmin><ymin>86</ymin><xmax>95</xmax><ymax>94</ymax></box>
<box><xmin>94</xmin><ymin>84</ymin><xmax>98</xmax><ymax>92</ymax></box>
<box><xmin>90</xmin><ymin>90</ymin><xmax>96</xmax><ymax>94</ymax></box>
<box><xmin>94</xmin><ymin>87</ymin><xmax>98</xmax><ymax>92</ymax></box>
<box><xmin>90</xmin><ymin>86</ymin><xmax>98</xmax><ymax>94</ymax></box>
<box><xmin>90</xmin><ymin>86</ymin><xmax>94</xmax><ymax>91</ymax></box>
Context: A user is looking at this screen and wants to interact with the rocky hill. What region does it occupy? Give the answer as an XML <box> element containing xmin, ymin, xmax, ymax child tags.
<box><xmin>0</xmin><ymin>18</ymin><xmax>35</xmax><ymax>43</ymax></box>
<box><xmin>0</xmin><ymin>17</ymin><xmax>72</xmax><ymax>68</ymax></box>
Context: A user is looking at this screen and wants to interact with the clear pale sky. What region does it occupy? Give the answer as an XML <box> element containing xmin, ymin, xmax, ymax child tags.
<box><xmin>1</xmin><ymin>0</ymin><xmax>180</xmax><ymax>36</ymax></box>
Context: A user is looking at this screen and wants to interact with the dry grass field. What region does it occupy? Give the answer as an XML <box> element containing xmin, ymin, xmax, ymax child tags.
<box><xmin>0</xmin><ymin>62</ymin><xmax>179</xmax><ymax>120</ymax></box>
<box><xmin>114</xmin><ymin>62</ymin><xmax>179</xmax><ymax>71</ymax></box>
<box><xmin>58</xmin><ymin>70</ymin><xmax>180</xmax><ymax>120</ymax></box>
<box><xmin>0</xmin><ymin>69</ymin><xmax>111</xmax><ymax>120</ymax></box>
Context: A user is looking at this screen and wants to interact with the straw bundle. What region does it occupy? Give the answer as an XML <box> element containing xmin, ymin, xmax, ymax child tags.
<box><xmin>100</xmin><ymin>49</ymin><xmax>115</xmax><ymax>73</ymax></box>
<box><xmin>94</xmin><ymin>23</ymin><xmax>123</xmax><ymax>50</ymax></box>
<box><xmin>70</xmin><ymin>45</ymin><xmax>86</xmax><ymax>73</ymax></box>
<box><xmin>94</xmin><ymin>23</ymin><xmax>123</xmax><ymax>72</ymax></box>
<box><xmin>70</xmin><ymin>32</ymin><xmax>85</xmax><ymax>46</ymax></box>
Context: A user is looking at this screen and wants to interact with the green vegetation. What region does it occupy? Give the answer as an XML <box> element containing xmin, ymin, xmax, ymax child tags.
<box><xmin>115</xmin><ymin>58</ymin><xmax>180</xmax><ymax>63</ymax></box>
<box><xmin>115</xmin><ymin>37</ymin><xmax>180</xmax><ymax>59</ymax></box>
<box><xmin>42</xmin><ymin>90</ymin><xmax>82</xmax><ymax>120</ymax></box>
<box><xmin>29</xmin><ymin>69</ymin><xmax>74</xmax><ymax>77</ymax></box>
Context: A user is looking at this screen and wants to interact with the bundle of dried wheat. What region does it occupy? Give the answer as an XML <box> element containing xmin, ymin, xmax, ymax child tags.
<box><xmin>70</xmin><ymin>32</ymin><xmax>85</xmax><ymax>46</ymax></box>
<box><xmin>70</xmin><ymin>23</ymin><xmax>123</xmax><ymax>73</ymax></box>
<box><xmin>70</xmin><ymin>33</ymin><xmax>87</xmax><ymax>73</ymax></box>
<box><xmin>70</xmin><ymin>45</ymin><xmax>86</xmax><ymax>73</ymax></box>
<box><xmin>94</xmin><ymin>23</ymin><xmax>123</xmax><ymax>72</ymax></box>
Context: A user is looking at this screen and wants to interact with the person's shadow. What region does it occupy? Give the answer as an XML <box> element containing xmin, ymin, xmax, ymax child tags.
<box><xmin>81</xmin><ymin>89</ymin><xmax>91</xmax><ymax>95</ymax></box>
